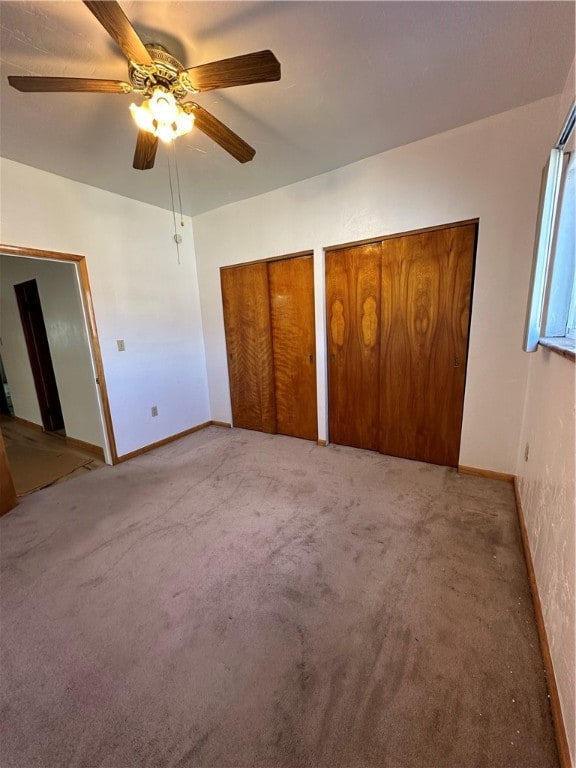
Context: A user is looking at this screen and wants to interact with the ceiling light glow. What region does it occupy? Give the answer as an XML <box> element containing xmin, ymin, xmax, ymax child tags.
<box><xmin>129</xmin><ymin>87</ymin><xmax>194</xmax><ymax>143</ymax></box>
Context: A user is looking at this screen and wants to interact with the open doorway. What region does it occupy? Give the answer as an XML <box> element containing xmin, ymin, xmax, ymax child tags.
<box><xmin>0</xmin><ymin>245</ymin><xmax>117</xmax><ymax>499</ymax></box>
<box><xmin>14</xmin><ymin>278</ymin><xmax>65</xmax><ymax>434</ymax></box>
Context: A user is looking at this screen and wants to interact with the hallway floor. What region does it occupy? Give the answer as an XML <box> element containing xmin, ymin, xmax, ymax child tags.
<box><xmin>0</xmin><ymin>415</ymin><xmax>104</xmax><ymax>496</ymax></box>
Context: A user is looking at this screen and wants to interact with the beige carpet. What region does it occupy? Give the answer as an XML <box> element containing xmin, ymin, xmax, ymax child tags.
<box><xmin>0</xmin><ymin>427</ymin><xmax>558</xmax><ymax>768</ymax></box>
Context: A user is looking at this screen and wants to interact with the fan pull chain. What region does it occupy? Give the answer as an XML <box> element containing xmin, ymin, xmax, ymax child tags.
<box><xmin>167</xmin><ymin>142</ymin><xmax>181</xmax><ymax>264</ymax></box>
<box><xmin>173</xmin><ymin>140</ymin><xmax>185</xmax><ymax>228</ymax></box>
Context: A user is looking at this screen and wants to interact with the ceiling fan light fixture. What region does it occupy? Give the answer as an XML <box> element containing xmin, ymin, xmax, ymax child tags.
<box><xmin>149</xmin><ymin>88</ymin><xmax>178</xmax><ymax>123</ymax></box>
<box><xmin>129</xmin><ymin>87</ymin><xmax>194</xmax><ymax>143</ymax></box>
<box><xmin>8</xmin><ymin>1</ymin><xmax>279</xmax><ymax>169</ymax></box>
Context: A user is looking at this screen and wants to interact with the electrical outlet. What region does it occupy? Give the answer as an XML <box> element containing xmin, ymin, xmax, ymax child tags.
<box><xmin>151</xmin><ymin>406</ymin><xmax>158</xmax><ymax>417</ymax></box>
<box><xmin>524</xmin><ymin>443</ymin><xmax>530</xmax><ymax>462</ymax></box>
<box><xmin>117</xmin><ymin>339</ymin><xmax>125</xmax><ymax>352</ymax></box>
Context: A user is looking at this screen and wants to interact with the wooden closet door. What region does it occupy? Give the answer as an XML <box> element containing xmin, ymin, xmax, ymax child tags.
<box><xmin>268</xmin><ymin>256</ymin><xmax>318</xmax><ymax>441</ymax></box>
<box><xmin>326</xmin><ymin>243</ymin><xmax>382</xmax><ymax>450</ymax></box>
<box><xmin>221</xmin><ymin>263</ymin><xmax>276</xmax><ymax>433</ymax></box>
<box><xmin>379</xmin><ymin>224</ymin><xmax>475</xmax><ymax>466</ymax></box>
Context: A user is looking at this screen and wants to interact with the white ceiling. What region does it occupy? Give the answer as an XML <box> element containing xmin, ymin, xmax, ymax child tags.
<box><xmin>1</xmin><ymin>1</ymin><xmax>574</xmax><ymax>217</ymax></box>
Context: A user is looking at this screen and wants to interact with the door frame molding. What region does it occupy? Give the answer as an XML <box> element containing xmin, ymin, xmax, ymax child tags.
<box><xmin>220</xmin><ymin>249</ymin><xmax>313</xmax><ymax>272</ymax></box>
<box><xmin>0</xmin><ymin>243</ymin><xmax>118</xmax><ymax>464</ymax></box>
<box><xmin>324</xmin><ymin>218</ymin><xmax>479</xmax><ymax>254</ymax></box>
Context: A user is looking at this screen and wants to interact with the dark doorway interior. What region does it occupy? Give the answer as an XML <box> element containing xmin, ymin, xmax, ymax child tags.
<box><xmin>14</xmin><ymin>279</ymin><xmax>65</xmax><ymax>434</ymax></box>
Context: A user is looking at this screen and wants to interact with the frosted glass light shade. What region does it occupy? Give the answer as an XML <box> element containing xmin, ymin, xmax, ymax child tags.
<box><xmin>129</xmin><ymin>88</ymin><xmax>194</xmax><ymax>143</ymax></box>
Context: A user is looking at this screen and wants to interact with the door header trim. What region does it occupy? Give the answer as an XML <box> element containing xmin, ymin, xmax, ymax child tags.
<box><xmin>220</xmin><ymin>250</ymin><xmax>313</xmax><ymax>272</ymax></box>
<box><xmin>324</xmin><ymin>218</ymin><xmax>480</xmax><ymax>254</ymax></box>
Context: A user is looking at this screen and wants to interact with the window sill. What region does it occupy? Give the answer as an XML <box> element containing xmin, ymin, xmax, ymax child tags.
<box><xmin>538</xmin><ymin>336</ymin><xmax>576</xmax><ymax>361</ymax></box>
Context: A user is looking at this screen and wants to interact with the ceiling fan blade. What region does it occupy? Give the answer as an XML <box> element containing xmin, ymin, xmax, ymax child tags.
<box><xmin>182</xmin><ymin>50</ymin><xmax>280</xmax><ymax>92</ymax></box>
<box><xmin>83</xmin><ymin>1</ymin><xmax>152</xmax><ymax>66</ymax></box>
<box><xmin>133</xmin><ymin>130</ymin><xmax>158</xmax><ymax>170</ymax></box>
<box><xmin>8</xmin><ymin>76</ymin><xmax>132</xmax><ymax>94</ymax></box>
<box><xmin>188</xmin><ymin>105</ymin><xmax>255</xmax><ymax>163</ymax></box>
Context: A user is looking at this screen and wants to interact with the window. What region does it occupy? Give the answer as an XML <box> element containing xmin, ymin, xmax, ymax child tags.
<box><xmin>524</xmin><ymin>101</ymin><xmax>576</xmax><ymax>353</ymax></box>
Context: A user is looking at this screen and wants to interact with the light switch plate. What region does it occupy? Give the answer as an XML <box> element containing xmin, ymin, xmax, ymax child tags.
<box><xmin>117</xmin><ymin>340</ymin><xmax>125</xmax><ymax>352</ymax></box>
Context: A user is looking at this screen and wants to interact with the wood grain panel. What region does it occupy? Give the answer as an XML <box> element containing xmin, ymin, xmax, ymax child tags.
<box><xmin>8</xmin><ymin>77</ymin><xmax>132</xmax><ymax>93</ymax></box>
<box><xmin>82</xmin><ymin>1</ymin><xmax>153</xmax><ymax>65</ymax></box>
<box><xmin>326</xmin><ymin>243</ymin><xmax>382</xmax><ymax>450</ymax></box>
<box><xmin>189</xmin><ymin>105</ymin><xmax>256</xmax><ymax>163</ymax></box>
<box><xmin>221</xmin><ymin>264</ymin><xmax>276</xmax><ymax>433</ymax></box>
<box><xmin>379</xmin><ymin>224</ymin><xmax>475</xmax><ymax>466</ymax></box>
<box><xmin>183</xmin><ymin>51</ymin><xmax>280</xmax><ymax>92</ymax></box>
<box><xmin>268</xmin><ymin>256</ymin><xmax>317</xmax><ymax>441</ymax></box>
<box><xmin>133</xmin><ymin>130</ymin><xmax>158</xmax><ymax>170</ymax></box>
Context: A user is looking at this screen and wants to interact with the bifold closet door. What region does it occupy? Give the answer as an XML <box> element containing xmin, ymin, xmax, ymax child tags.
<box><xmin>379</xmin><ymin>225</ymin><xmax>475</xmax><ymax>466</ymax></box>
<box><xmin>221</xmin><ymin>263</ymin><xmax>276</xmax><ymax>433</ymax></box>
<box><xmin>268</xmin><ymin>256</ymin><xmax>318</xmax><ymax>441</ymax></box>
<box><xmin>326</xmin><ymin>243</ymin><xmax>382</xmax><ymax>450</ymax></box>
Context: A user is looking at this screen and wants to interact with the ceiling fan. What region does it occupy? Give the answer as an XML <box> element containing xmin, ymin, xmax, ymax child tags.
<box><xmin>7</xmin><ymin>0</ymin><xmax>281</xmax><ymax>170</ymax></box>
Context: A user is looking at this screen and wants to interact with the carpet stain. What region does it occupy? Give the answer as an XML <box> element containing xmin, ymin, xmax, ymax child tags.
<box><xmin>175</xmin><ymin>727</ymin><xmax>215</xmax><ymax>767</ymax></box>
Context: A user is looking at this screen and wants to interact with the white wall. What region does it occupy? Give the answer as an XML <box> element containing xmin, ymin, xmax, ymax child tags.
<box><xmin>0</xmin><ymin>255</ymin><xmax>105</xmax><ymax>448</ymax></box>
<box><xmin>193</xmin><ymin>96</ymin><xmax>560</xmax><ymax>475</ymax></box>
<box><xmin>0</xmin><ymin>158</ymin><xmax>210</xmax><ymax>458</ymax></box>
<box><xmin>518</xmin><ymin>349</ymin><xmax>575</xmax><ymax>761</ymax></box>
<box><xmin>516</xmin><ymin>61</ymin><xmax>576</xmax><ymax>766</ymax></box>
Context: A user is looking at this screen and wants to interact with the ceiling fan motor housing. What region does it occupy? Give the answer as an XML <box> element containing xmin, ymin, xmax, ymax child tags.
<box><xmin>129</xmin><ymin>44</ymin><xmax>189</xmax><ymax>100</ymax></box>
